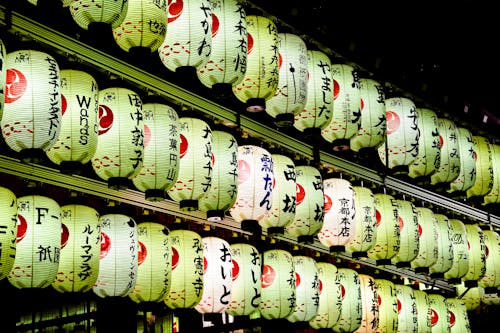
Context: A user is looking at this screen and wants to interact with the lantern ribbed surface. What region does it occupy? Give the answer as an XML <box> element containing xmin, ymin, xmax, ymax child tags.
<box><xmin>391</xmin><ymin>199</ymin><xmax>419</xmax><ymax>267</ymax></box>
<box><xmin>0</xmin><ymin>38</ymin><xmax>6</xmax><ymax>120</ymax></box>
<box><xmin>462</xmin><ymin>224</ymin><xmax>486</xmax><ymax>284</ymax></box>
<box><xmin>69</xmin><ymin>0</ymin><xmax>128</xmax><ymax>30</ymax></box>
<box><xmin>410</xmin><ymin>207</ymin><xmax>439</xmax><ymax>273</ymax></box>
<box><xmin>444</xmin><ymin>219</ymin><xmax>470</xmax><ymax>283</ymax></box>
<box><xmin>483</xmin><ymin>143</ymin><xmax>500</xmax><ymax>204</ymax></box>
<box><xmin>0</xmin><ymin>186</ymin><xmax>17</xmax><ymax>280</ymax></box>
<box><xmin>455</xmin><ymin>282</ymin><xmax>483</xmax><ymax>311</ymax></box>
<box><xmin>394</xmin><ymin>284</ymin><xmax>418</xmax><ymax>333</ymax></box>
<box><xmin>467</xmin><ymin>136</ymin><xmax>494</xmax><ymax>198</ymax></box>
<box><xmin>478</xmin><ymin>230</ymin><xmax>500</xmax><ymax>291</ymax></box>
<box><xmin>332</xmin><ymin>268</ymin><xmax>362</xmax><ymax>333</ymax></box>
<box><xmin>353</xmin><ymin>274</ymin><xmax>379</xmax><ymax>333</ymax></box>
<box><xmin>286</xmin><ymin>255</ymin><xmax>319</xmax><ymax>323</ymax></box>
<box><xmin>448</xmin><ymin>127</ymin><xmax>476</xmax><ymax>194</ymax></box>
<box><xmin>345</xmin><ymin>186</ymin><xmax>377</xmax><ymax>255</ymax></box>
<box><xmin>446</xmin><ymin>298</ymin><xmax>472</xmax><ymax>333</ymax></box>
<box><xmin>413</xmin><ymin>288</ymin><xmax>432</xmax><ymax>333</ymax></box>
<box><xmin>374</xmin><ymin>279</ymin><xmax>398</xmax><ymax>333</ymax></box>
<box><xmin>430</xmin><ymin>118</ymin><xmax>461</xmax><ymax>186</ymax></box>
<box><xmin>309</xmin><ymin>262</ymin><xmax>342</xmax><ymax>329</ymax></box>
<box><xmin>429</xmin><ymin>214</ymin><xmax>454</xmax><ymax>278</ymax></box>
<box><xmin>428</xmin><ymin>293</ymin><xmax>450</xmax><ymax>331</ymax></box>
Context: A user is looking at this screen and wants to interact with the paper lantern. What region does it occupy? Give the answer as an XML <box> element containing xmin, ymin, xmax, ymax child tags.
<box><xmin>229</xmin><ymin>145</ymin><xmax>273</xmax><ymax>233</ymax></box>
<box><xmin>225</xmin><ymin>242</ymin><xmax>261</xmax><ymax>317</ymax></box>
<box><xmin>69</xmin><ymin>0</ymin><xmax>128</xmax><ymax>30</ymax></box>
<box><xmin>462</xmin><ymin>224</ymin><xmax>486</xmax><ymax>286</ymax></box>
<box><xmin>332</xmin><ymin>268</ymin><xmax>362</xmax><ymax>333</ymax></box>
<box><xmin>394</xmin><ymin>284</ymin><xmax>418</xmax><ymax>333</ymax></box>
<box><xmin>377</xmin><ymin>97</ymin><xmax>419</xmax><ymax>174</ymax></box>
<box><xmin>131</xmin><ymin>103</ymin><xmax>180</xmax><ymax>201</ymax></box>
<box><xmin>478</xmin><ymin>229</ymin><xmax>500</xmax><ymax>292</ymax></box>
<box><xmin>321</xmin><ymin>63</ymin><xmax>361</xmax><ymax>150</ymax></box>
<box><xmin>456</xmin><ymin>282</ymin><xmax>483</xmax><ymax>311</ymax></box>
<box><xmin>52</xmin><ymin>204</ymin><xmax>101</xmax><ymax>293</ymax></box>
<box><xmin>265</xmin><ymin>33</ymin><xmax>308</xmax><ymax>127</ymax></box>
<box><xmin>391</xmin><ymin>199</ymin><xmax>419</xmax><ymax>268</ymax></box>
<box><xmin>0</xmin><ymin>38</ymin><xmax>6</xmax><ymax>120</ymax></box>
<box><xmin>91</xmin><ymin>86</ymin><xmax>144</xmax><ymax>190</ymax></box>
<box><xmin>354</xmin><ymin>274</ymin><xmax>379</xmax><ymax>333</ymax></box>
<box><xmin>198</xmin><ymin>130</ymin><xmax>238</xmax><ymax>221</ymax></box>
<box><xmin>196</xmin><ymin>0</ymin><xmax>247</xmax><ymax>95</ymax></box>
<box><xmin>128</xmin><ymin>221</ymin><xmax>172</xmax><ymax>303</ymax></box>
<box><xmin>467</xmin><ymin>136</ymin><xmax>494</xmax><ymax>199</ymax></box>
<box><xmin>93</xmin><ymin>213</ymin><xmax>138</xmax><ymax>297</ymax></box>
<box><xmin>410</xmin><ymin>206</ymin><xmax>439</xmax><ymax>274</ymax></box>
<box><xmin>484</xmin><ymin>143</ymin><xmax>500</xmax><ymax>204</ymax></box>
<box><xmin>428</xmin><ymin>213</ymin><xmax>454</xmax><ymax>279</ymax></box>
<box><xmin>46</xmin><ymin>69</ymin><xmax>99</xmax><ymax>174</ymax></box>
<box><xmin>9</xmin><ymin>195</ymin><xmax>61</xmax><ymax>288</ymax></box>
<box><xmin>445</xmin><ymin>298</ymin><xmax>472</xmax><ymax>333</ymax></box>
<box><xmin>167</xmin><ymin>117</ymin><xmax>213</xmax><ymax>211</ymax></box>
<box><xmin>318</xmin><ymin>177</ymin><xmax>356</xmax><ymax>253</ymax></box>
<box><xmin>2</xmin><ymin>49</ymin><xmax>62</xmax><ymax>163</ymax></box>
<box><xmin>428</xmin><ymin>293</ymin><xmax>450</xmax><ymax>332</ymax></box>
<box><xmin>481</xmin><ymin>288</ymin><xmax>500</xmax><ymax>305</ymax></box>
<box><xmin>413</xmin><ymin>288</ymin><xmax>432</xmax><ymax>333</ymax></box>
<box><xmin>444</xmin><ymin>219</ymin><xmax>470</xmax><ymax>284</ymax></box>
<box><xmin>430</xmin><ymin>118</ymin><xmax>461</xmax><ymax>188</ymax></box>
<box><xmin>293</xmin><ymin>50</ymin><xmax>333</xmax><ymax>137</ymax></box>
<box><xmin>259</xmin><ymin>154</ymin><xmax>296</xmax><ymax>235</ymax></box>
<box><xmin>309</xmin><ymin>262</ymin><xmax>342</xmax><ymax>329</ymax></box>
<box><xmin>164</xmin><ymin>229</ymin><xmax>204</xmax><ymax>309</ymax></box>
<box><xmin>367</xmin><ymin>193</ymin><xmax>401</xmax><ymax>266</ymax></box>
<box><xmin>284</xmin><ymin>165</ymin><xmax>324</xmax><ymax>244</ymax></box>
<box><xmin>286</xmin><ymin>255</ymin><xmax>320</xmax><ymax>323</ymax></box>
<box><xmin>448</xmin><ymin>127</ymin><xmax>476</xmax><ymax>196</ymax></box>
<box><xmin>374</xmin><ymin>279</ymin><xmax>398</xmax><ymax>333</ymax></box>
<box><xmin>0</xmin><ymin>186</ymin><xmax>17</xmax><ymax>280</ymax></box>
<box><xmin>195</xmin><ymin>236</ymin><xmax>232</xmax><ymax>314</ymax></box>
<box><xmin>232</xmin><ymin>15</ymin><xmax>279</xmax><ymax>112</ymax></box>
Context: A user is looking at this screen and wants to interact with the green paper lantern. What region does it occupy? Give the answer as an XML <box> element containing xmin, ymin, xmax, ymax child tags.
<box><xmin>448</xmin><ymin>127</ymin><xmax>476</xmax><ymax>194</ymax></box>
<box><xmin>467</xmin><ymin>136</ymin><xmax>494</xmax><ymax>198</ymax></box>
<box><xmin>410</xmin><ymin>207</ymin><xmax>439</xmax><ymax>273</ymax></box>
<box><xmin>430</xmin><ymin>118</ymin><xmax>460</xmax><ymax>186</ymax></box>
<box><xmin>309</xmin><ymin>262</ymin><xmax>342</xmax><ymax>329</ymax></box>
<box><xmin>428</xmin><ymin>214</ymin><xmax>454</xmax><ymax>278</ymax></box>
<box><xmin>332</xmin><ymin>268</ymin><xmax>362</xmax><ymax>333</ymax></box>
<box><xmin>391</xmin><ymin>199</ymin><xmax>419</xmax><ymax>267</ymax></box>
<box><xmin>444</xmin><ymin>219</ymin><xmax>470</xmax><ymax>283</ymax></box>
<box><xmin>345</xmin><ymin>185</ymin><xmax>377</xmax><ymax>255</ymax></box>
<box><xmin>374</xmin><ymin>279</ymin><xmax>398</xmax><ymax>333</ymax></box>
<box><xmin>0</xmin><ymin>186</ymin><xmax>17</xmax><ymax>280</ymax></box>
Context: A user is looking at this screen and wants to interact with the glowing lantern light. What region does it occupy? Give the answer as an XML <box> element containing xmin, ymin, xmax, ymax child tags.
<box><xmin>309</xmin><ymin>262</ymin><xmax>342</xmax><ymax>329</ymax></box>
<box><xmin>354</xmin><ymin>274</ymin><xmax>379</xmax><ymax>333</ymax></box>
<box><xmin>318</xmin><ymin>177</ymin><xmax>356</xmax><ymax>253</ymax></box>
<box><xmin>394</xmin><ymin>284</ymin><xmax>418</xmax><ymax>333</ymax></box>
<box><xmin>0</xmin><ymin>39</ymin><xmax>7</xmax><ymax>120</ymax></box>
<box><xmin>484</xmin><ymin>143</ymin><xmax>500</xmax><ymax>205</ymax></box>
<box><xmin>0</xmin><ymin>186</ymin><xmax>17</xmax><ymax>280</ymax></box>
<box><xmin>93</xmin><ymin>213</ymin><xmax>138</xmax><ymax>297</ymax></box>
<box><xmin>52</xmin><ymin>204</ymin><xmax>100</xmax><ymax>293</ymax></box>
<box><xmin>428</xmin><ymin>213</ymin><xmax>454</xmax><ymax>279</ymax></box>
<box><xmin>448</xmin><ymin>127</ymin><xmax>476</xmax><ymax>197</ymax></box>
<box><xmin>128</xmin><ymin>221</ymin><xmax>171</xmax><ymax>303</ymax></box>
<box><xmin>430</xmin><ymin>118</ymin><xmax>460</xmax><ymax>189</ymax></box>
<box><xmin>332</xmin><ymin>268</ymin><xmax>362</xmax><ymax>333</ymax></box>
<box><xmin>428</xmin><ymin>293</ymin><xmax>450</xmax><ymax>332</ymax></box>
<box><xmin>199</xmin><ymin>130</ymin><xmax>238</xmax><ymax>221</ymax></box>
<box><xmin>445</xmin><ymin>298</ymin><xmax>472</xmax><ymax>333</ymax></box>
<box><xmin>413</xmin><ymin>288</ymin><xmax>432</xmax><ymax>333</ymax></box>
<box><xmin>456</xmin><ymin>282</ymin><xmax>483</xmax><ymax>311</ymax></box>
<box><xmin>46</xmin><ymin>69</ymin><xmax>99</xmax><ymax>174</ymax></box>
<box><xmin>478</xmin><ymin>229</ymin><xmax>500</xmax><ymax>293</ymax></box>
<box><xmin>9</xmin><ymin>195</ymin><xmax>61</xmax><ymax>288</ymax></box>
<box><xmin>377</xmin><ymin>97</ymin><xmax>419</xmax><ymax>175</ymax></box>
<box><xmin>444</xmin><ymin>218</ymin><xmax>470</xmax><ymax>284</ymax></box>
<box><xmin>410</xmin><ymin>206</ymin><xmax>439</xmax><ymax>274</ymax></box>
<box><xmin>167</xmin><ymin>117</ymin><xmax>213</xmax><ymax>211</ymax></box>
<box><xmin>232</xmin><ymin>15</ymin><xmax>279</xmax><ymax>113</ymax></box>
<box><xmin>462</xmin><ymin>224</ymin><xmax>486</xmax><ymax>287</ymax></box>
<box><xmin>391</xmin><ymin>199</ymin><xmax>419</xmax><ymax>268</ymax></box>
<box><xmin>164</xmin><ymin>228</ymin><xmax>204</xmax><ymax>309</ymax></box>
<box><xmin>374</xmin><ymin>279</ymin><xmax>398</xmax><ymax>333</ymax></box>
<box><xmin>467</xmin><ymin>136</ymin><xmax>494</xmax><ymax>199</ymax></box>
<box><xmin>2</xmin><ymin>49</ymin><xmax>62</xmax><ymax>163</ymax></box>
<box><xmin>131</xmin><ymin>103</ymin><xmax>180</xmax><ymax>201</ymax></box>
<box><xmin>229</xmin><ymin>145</ymin><xmax>273</xmax><ymax>233</ymax></box>
<box><xmin>91</xmin><ymin>86</ymin><xmax>144</xmax><ymax>190</ymax></box>
<box><xmin>69</xmin><ymin>0</ymin><xmax>128</xmax><ymax>30</ymax></box>
<box><xmin>266</xmin><ymin>33</ymin><xmax>308</xmax><ymax>127</ymax></box>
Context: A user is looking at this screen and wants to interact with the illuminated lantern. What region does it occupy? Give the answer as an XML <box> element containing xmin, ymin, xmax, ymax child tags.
<box><xmin>69</xmin><ymin>0</ymin><xmax>128</xmax><ymax>30</ymax></box>
<box><xmin>91</xmin><ymin>86</ymin><xmax>144</xmax><ymax>190</ymax></box>
<box><xmin>164</xmin><ymin>229</ymin><xmax>204</xmax><ymax>309</ymax></box>
<box><xmin>229</xmin><ymin>145</ymin><xmax>273</xmax><ymax>233</ymax></box>
<box><xmin>199</xmin><ymin>130</ymin><xmax>238</xmax><ymax>221</ymax></box>
<box><xmin>52</xmin><ymin>204</ymin><xmax>100</xmax><ymax>293</ymax></box>
<box><xmin>455</xmin><ymin>282</ymin><xmax>483</xmax><ymax>311</ymax></box>
<box><xmin>408</xmin><ymin>107</ymin><xmax>441</xmax><ymax>183</ymax></box>
<box><xmin>226</xmin><ymin>242</ymin><xmax>261</xmax><ymax>317</ymax></box>
<box><xmin>428</xmin><ymin>293</ymin><xmax>450</xmax><ymax>332</ymax></box>
<box><xmin>428</xmin><ymin>213</ymin><xmax>454</xmax><ymax>279</ymax></box>
<box><xmin>196</xmin><ymin>0</ymin><xmax>248</xmax><ymax>96</ymax></box>
<box><xmin>167</xmin><ymin>117</ymin><xmax>212</xmax><ymax>211</ymax></box>
<box><xmin>0</xmin><ymin>186</ymin><xmax>17</xmax><ymax>280</ymax></box>
<box><xmin>478</xmin><ymin>230</ymin><xmax>500</xmax><ymax>292</ymax></box>
<box><xmin>462</xmin><ymin>224</ymin><xmax>486</xmax><ymax>286</ymax></box>
<box><xmin>374</xmin><ymin>279</ymin><xmax>398</xmax><ymax>333</ymax></box>
<box><xmin>354</xmin><ymin>274</ymin><xmax>379</xmax><ymax>333</ymax></box>
<box><xmin>430</xmin><ymin>118</ymin><xmax>461</xmax><ymax>189</ymax></box>
<box><xmin>345</xmin><ymin>185</ymin><xmax>377</xmax><ymax>258</ymax></box>
<box><xmin>467</xmin><ymin>136</ymin><xmax>494</xmax><ymax>199</ymax></box>
<box><xmin>367</xmin><ymin>193</ymin><xmax>401</xmax><ymax>266</ymax></box>
<box><xmin>9</xmin><ymin>195</ymin><xmax>61</xmax><ymax>288</ymax></box>
<box><xmin>2</xmin><ymin>49</ymin><xmax>62</xmax><ymax>163</ymax></box>
<box><xmin>410</xmin><ymin>206</ymin><xmax>438</xmax><ymax>274</ymax></box>
<box><xmin>46</xmin><ymin>69</ymin><xmax>99</xmax><ymax>174</ymax></box>
<box><xmin>445</xmin><ymin>298</ymin><xmax>472</xmax><ymax>333</ymax></box>
<box><xmin>413</xmin><ymin>288</ymin><xmax>432</xmax><ymax>333</ymax></box>
<box><xmin>309</xmin><ymin>262</ymin><xmax>342</xmax><ymax>329</ymax></box>
<box><xmin>232</xmin><ymin>15</ymin><xmax>279</xmax><ymax>112</ymax></box>
<box><xmin>195</xmin><ymin>236</ymin><xmax>232</xmax><ymax>314</ymax></box>
<box><xmin>0</xmin><ymin>39</ymin><xmax>6</xmax><ymax>120</ymax></box>
<box><xmin>318</xmin><ymin>177</ymin><xmax>356</xmax><ymax>253</ymax></box>
<box><xmin>444</xmin><ymin>218</ymin><xmax>470</xmax><ymax>284</ymax></box>
<box><xmin>481</xmin><ymin>288</ymin><xmax>500</xmax><ymax>305</ymax></box>
<box><xmin>266</xmin><ymin>33</ymin><xmax>308</xmax><ymax>127</ymax></box>
<box><xmin>377</xmin><ymin>97</ymin><xmax>419</xmax><ymax>174</ymax></box>
<box><xmin>484</xmin><ymin>143</ymin><xmax>500</xmax><ymax>205</ymax></box>
<box><xmin>391</xmin><ymin>199</ymin><xmax>419</xmax><ymax>268</ymax></box>
<box><xmin>293</xmin><ymin>50</ymin><xmax>333</xmax><ymax>137</ymax></box>
<box><xmin>286</xmin><ymin>255</ymin><xmax>320</xmax><ymax>323</ymax></box>
<box><xmin>332</xmin><ymin>268</ymin><xmax>362</xmax><ymax>333</ymax></box>
<box><xmin>128</xmin><ymin>221</ymin><xmax>172</xmax><ymax>303</ymax></box>
<box><xmin>448</xmin><ymin>127</ymin><xmax>476</xmax><ymax>197</ymax></box>
<box><xmin>93</xmin><ymin>213</ymin><xmax>138</xmax><ymax>297</ymax></box>
<box><xmin>259</xmin><ymin>154</ymin><xmax>296</xmax><ymax>235</ymax></box>
<box><xmin>321</xmin><ymin>63</ymin><xmax>361</xmax><ymax>150</ymax></box>
<box><xmin>132</xmin><ymin>103</ymin><xmax>180</xmax><ymax>201</ymax></box>
<box><xmin>394</xmin><ymin>285</ymin><xmax>418</xmax><ymax>333</ymax></box>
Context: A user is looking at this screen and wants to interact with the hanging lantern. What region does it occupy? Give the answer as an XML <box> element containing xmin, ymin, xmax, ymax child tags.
<box><xmin>232</xmin><ymin>15</ymin><xmax>279</xmax><ymax>113</ymax></box>
<box><xmin>46</xmin><ymin>69</ymin><xmax>99</xmax><ymax>174</ymax></box>
<box><xmin>167</xmin><ymin>117</ymin><xmax>213</xmax><ymax>211</ymax></box>
<box><xmin>132</xmin><ymin>103</ymin><xmax>180</xmax><ymax>201</ymax></box>
<box><xmin>321</xmin><ymin>63</ymin><xmax>361</xmax><ymax>150</ymax></box>
<box><xmin>448</xmin><ymin>127</ymin><xmax>476</xmax><ymax>197</ymax></box>
<box><xmin>467</xmin><ymin>136</ymin><xmax>494</xmax><ymax>199</ymax></box>
<box><xmin>309</xmin><ymin>262</ymin><xmax>342</xmax><ymax>329</ymax></box>
<box><xmin>225</xmin><ymin>242</ymin><xmax>261</xmax><ymax>317</ymax></box>
<box><xmin>284</xmin><ymin>164</ymin><xmax>324</xmax><ymax>244</ymax></box>
<box><xmin>0</xmin><ymin>39</ymin><xmax>7</xmax><ymax>121</ymax></box>
<box><xmin>428</xmin><ymin>213</ymin><xmax>454</xmax><ymax>279</ymax></box>
<box><xmin>69</xmin><ymin>0</ymin><xmax>128</xmax><ymax>30</ymax></box>
<box><xmin>455</xmin><ymin>282</ymin><xmax>483</xmax><ymax>311</ymax></box>
<box><xmin>332</xmin><ymin>268</ymin><xmax>362</xmax><ymax>333</ymax></box>
<box><xmin>286</xmin><ymin>255</ymin><xmax>320</xmax><ymax>323</ymax></box>
<box><xmin>93</xmin><ymin>213</ymin><xmax>138</xmax><ymax>297</ymax></box>
<box><xmin>196</xmin><ymin>0</ymin><xmax>247</xmax><ymax>97</ymax></box>
<box><xmin>0</xmin><ymin>186</ymin><xmax>17</xmax><ymax>281</ymax></box>
<box><xmin>481</xmin><ymin>288</ymin><xmax>500</xmax><ymax>305</ymax></box>
<box><xmin>484</xmin><ymin>143</ymin><xmax>500</xmax><ymax>205</ymax></box>
<box><xmin>428</xmin><ymin>293</ymin><xmax>450</xmax><ymax>331</ymax></box>
<box><xmin>478</xmin><ymin>229</ymin><xmax>500</xmax><ymax>293</ymax></box>
<box><xmin>354</xmin><ymin>274</ymin><xmax>379</xmax><ymax>333</ymax></box>
<box><xmin>9</xmin><ymin>195</ymin><xmax>61</xmax><ymax>289</ymax></box>
<box><xmin>52</xmin><ymin>204</ymin><xmax>101</xmax><ymax>293</ymax></box>
<box><xmin>413</xmin><ymin>288</ymin><xmax>432</xmax><ymax>333</ymax></box>
<box><xmin>198</xmin><ymin>130</ymin><xmax>238</xmax><ymax>221</ymax></box>
<box><xmin>91</xmin><ymin>86</ymin><xmax>144</xmax><ymax>190</ymax></box>
<box><xmin>229</xmin><ymin>145</ymin><xmax>273</xmax><ymax>233</ymax></box>
<box><xmin>377</xmin><ymin>97</ymin><xmax>419</xmax><ymax>175</ymax></box>
<box><xmin>430</xmin><ymin>118</ymin><xmax>461</xmax><ymax>190</ymax></box>
<box><xmin>374</xmin><ymin>279</ymin><xmax>398</xmax><ymax>333</ymax></box>
<box><xmin>265</xmin><ymin>33</ymin><xmax>308</xmax><ymax>127</ymax></box>
<box><xmin>164</xmin><ymin>228</ymin><xmax>204</xmax><ymax>309</ymax></box>
<box><xmin>410</xmin><ymin>206</ymin><xmax>439</xmax><ymax>274</ymax></box>
<box><xmin>128</xmin><ymin>221</ymin><xmax>172</xmax><ymax>304</ymax></box>
<box><xmin>259</xmin><ymin>154</ymin><xmax>296</xmax><ymax>235</ymax></box>
<box><xmin>2</xmin><ymin>49</ymin><xmax>62</xmax><ymax>163</ymax></box>
<box><xmin>394</xmin><ymin>284</ymin><xmax>418</xmax><ymax>333</ymax></box>
<box><xmin>367</xmin><ymin>193</ymin><xmax>401</xmax><ymax>266</ymax></box>
<box><xmin>444</xmin><ymin>218</ymin><xmax>470</xmax><ymax>284</ymax></box>
<box><xmin>318</xmin><ymin>177</ymin><xmax>356</xmax><ymax>253</ymax></box>
<box><xmin>293</xmin><ymin>49</ymin><xmax>333</xmax><ymax>138</ymax></box>
<box><xmin>445</xmin><ymin>298</ymin><xmax>472</xmax><ymax>333</ymax></box>
<box><xmin>462</xmin><ymin>223</ymin><xmax>486</xmax><ymax>287</ymax></box>
<box><xmin>391</xmin><ymin>199</ymin><xmax>419</xmax><ymax>268</ymax></box>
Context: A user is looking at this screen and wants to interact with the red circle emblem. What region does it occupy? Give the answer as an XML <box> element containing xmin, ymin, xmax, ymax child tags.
<box><xmin>61</xmin><ymin>94</ymin><xmax>67</xmax><ymax>116</ymax></box>
<box><xmin>16</xmin><ymin>214</ymin><xmax>28</xmax><ymax>243</ymax></box>
<box><xmin>386</xmin><ymin>111</ymin><xmax>400</xmax><ymax>135</ymax></box>
<box><xmin>397</xmin><ymin>299</ymin><xmax>402</xmax><ymax>313</ymax></box>
<box><xmin>261</xmin><ymin>264</ymin><xmax>275</xmax><ymax>288</ymax></box>
<box><xmin>238</xmin><ymin>160</ymin><xmax>251</xmax><ymax>184</ymax></box>
<box><xmin>5</xmin><ymin>68</ymin><xmax>27</xmax><ymax>104</ymax></box>
<box><xmin>100</xmin><ymin>232</ymin><xmax>111</xmax><ymax>259</ymax></box>
<box><xmin>98</xmin><ymin>105</ymin><xmax>114</xmax><ymax>135</ymax></box>
<box><xmin>341</xmin><ymin>284</ymin><xmax>345</xmax><ymax>299</ymax></box>
<box><xmin>296</xmin><ymin>183</ymin><xmax>305</xmax><ymax>205</ymax></box>
<box><xmin>167</xmin><ymin>0</ymin><xmax>183</xmax><ymax>23</ymax></box>
<box><xmin>211</xmin><ymin>13</ymin><xmax>219</xmax><ymax>37</ymax></box>
<box><xmin>360</xmin><ymin>98</ymin><xmax>365</xmax><ymax>111</ymax></box>
<box><xmin>323</xmin><ymin>194</ymin><xmax>332</xmax><ymax>213</ymax></box>
<box><xmin>61</xmin><ymin>223</ymin><xmax>69</xmax><ymax>249</ymax></box>
<box><xmin>138</xmin><ymin>241</ymin><xmax>147</xmax><ymax>265</ymax></box>
<box><xmin>179</xmin><ymin>134</ymin><xmax>188</xmax><ymax>158</ymax></box>
<box><xmin>295</xmin><ymin>272</ymin><xmax>301</xmax><ymax>287</ymax></box>
<box><xmin>430</xmin><ymin>309</ymin><xmax>438</xmax><ymax>326</ymax></box>
<box><xmin>143</xmin><ymin>124</ymin><xmax>151</xmax><ymax>147</ymax></box>
<box><xmin>449</xmin><ymin>310</ymin><xmax>456</xmax><ymax>327</ymax></box>
<box><xmin>375</xmin><ymin>210</ymin><xmax>382</xmax><ymax>226</ymax></box>
<box><xmin>398</xmin><ymin>216</ymin><xmax>404</xmax><ymax>230</ymax></box>
<box><xmin>232</xmin><ymin>259</ymin><xmax>240</xmax><ymax>281</ymax></box>
<box><xmin>247</xmin><ymin>33</ymin><xmax>254</xmax><ymax>54</ymax></box>
<box><xmin>333</xmin><ymin>80</ymin><xmax>340</xmax><ymax>100</ymax></box>
<box><xmin>418</xmin><ymin>223</ymin><xmax>423</xmax><ymax>236</ymax></box>
<box><xmin>172</xmin><ymin>246</ymin><xmax>179</xmax><ymax>270</ymax></box>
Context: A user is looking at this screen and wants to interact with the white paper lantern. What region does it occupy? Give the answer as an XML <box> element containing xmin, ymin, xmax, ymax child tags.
<box><xmin>353</xmin><ymin>274</ymin><xmax>379</xmax><ymax>333</ymax></box>
<box><xmin>462</xmin><ymin>224</ymin><xmax>486</xmax><ymax>286</ymax></box>
<box><xmin>0</xmin><ymin>39</ymin><xmax>7</xmax><ymax>121</ymax></box>
<box><xmin>428</xmin><ymin>293</ymin><xmax>450</xmax><ymax>332</ymax></box>
<box><xmin>448</xmin><ymin>127</ymin><xmax>476</xmax><ymax>196</ymax></box>
<box><xmin>332</xmin><ymin>268</ymin><xmax>362</xmax><ymax>333</ymax></box>
<box><xmin>410</xmin><ymin>206</ymin><xmax>439</xmax><ymax>274</ymax></box>
<box><xmin>446</xmin><ymin>298</ymin><xmax>472</xmax><ymax>333</ymax></box>
<box><xmin>374</xmin><ymin>279</ymin><xmax>398</xmax><ymax>333</ymax></box>
<box><xmin>455</xmin><ymin>282</ymin><xmax>483</xmax><ymax>311</ymax></box>
<box><xmin>430</xmin><ymin>118</ymin><xmax>461</xmax><ymax>188</ymax></box>
<box><xmin>394</xmin><ymin>284</ymin><xmax>418</xmax><ymax>333</ymax></box>
<box><xmin>478</xmin><ymin>229</ymin><xmax>500</xmax><ymax>292</ymax></box>
<box><xmin>69</xmin><ymin>0</ymin><xmax>128</xmax><ymax>30</ymax></box>
<box><xmin>428</xmin><ymin>213</ymin><xmax>454</xmax><ymax>279</ymax></box>
<box><xmin>0</xmin><ymin>186</ymin><xmax>17</xmax><ymax>280</ymax></box>
<box><xmin>444</xmin><ymin>218</ymin><xmax>470</xmax><ymax>284</ymax></box>
<box><xmin>413</xmin><ymin>288</ymin><xmax>432</xmax><ymax>333</ymax></box>
<box><xmin>309</xmin><ymin>262</ymin><xmax>342</xmax><ymax>329</ymax></box>
<box><xmin>467</xmin><ymin>136</ymin><xmax>494</xmax><ymax>199</ymax></box>
<box><xmin>484</xmin><ymin>143</ymin><xmax>500</xmax><ymax>204</ymax></box>
<box><xmin>391</xmin><ymin>199</ymin><xmax>419</xmax><ymax>268</ymax></box>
